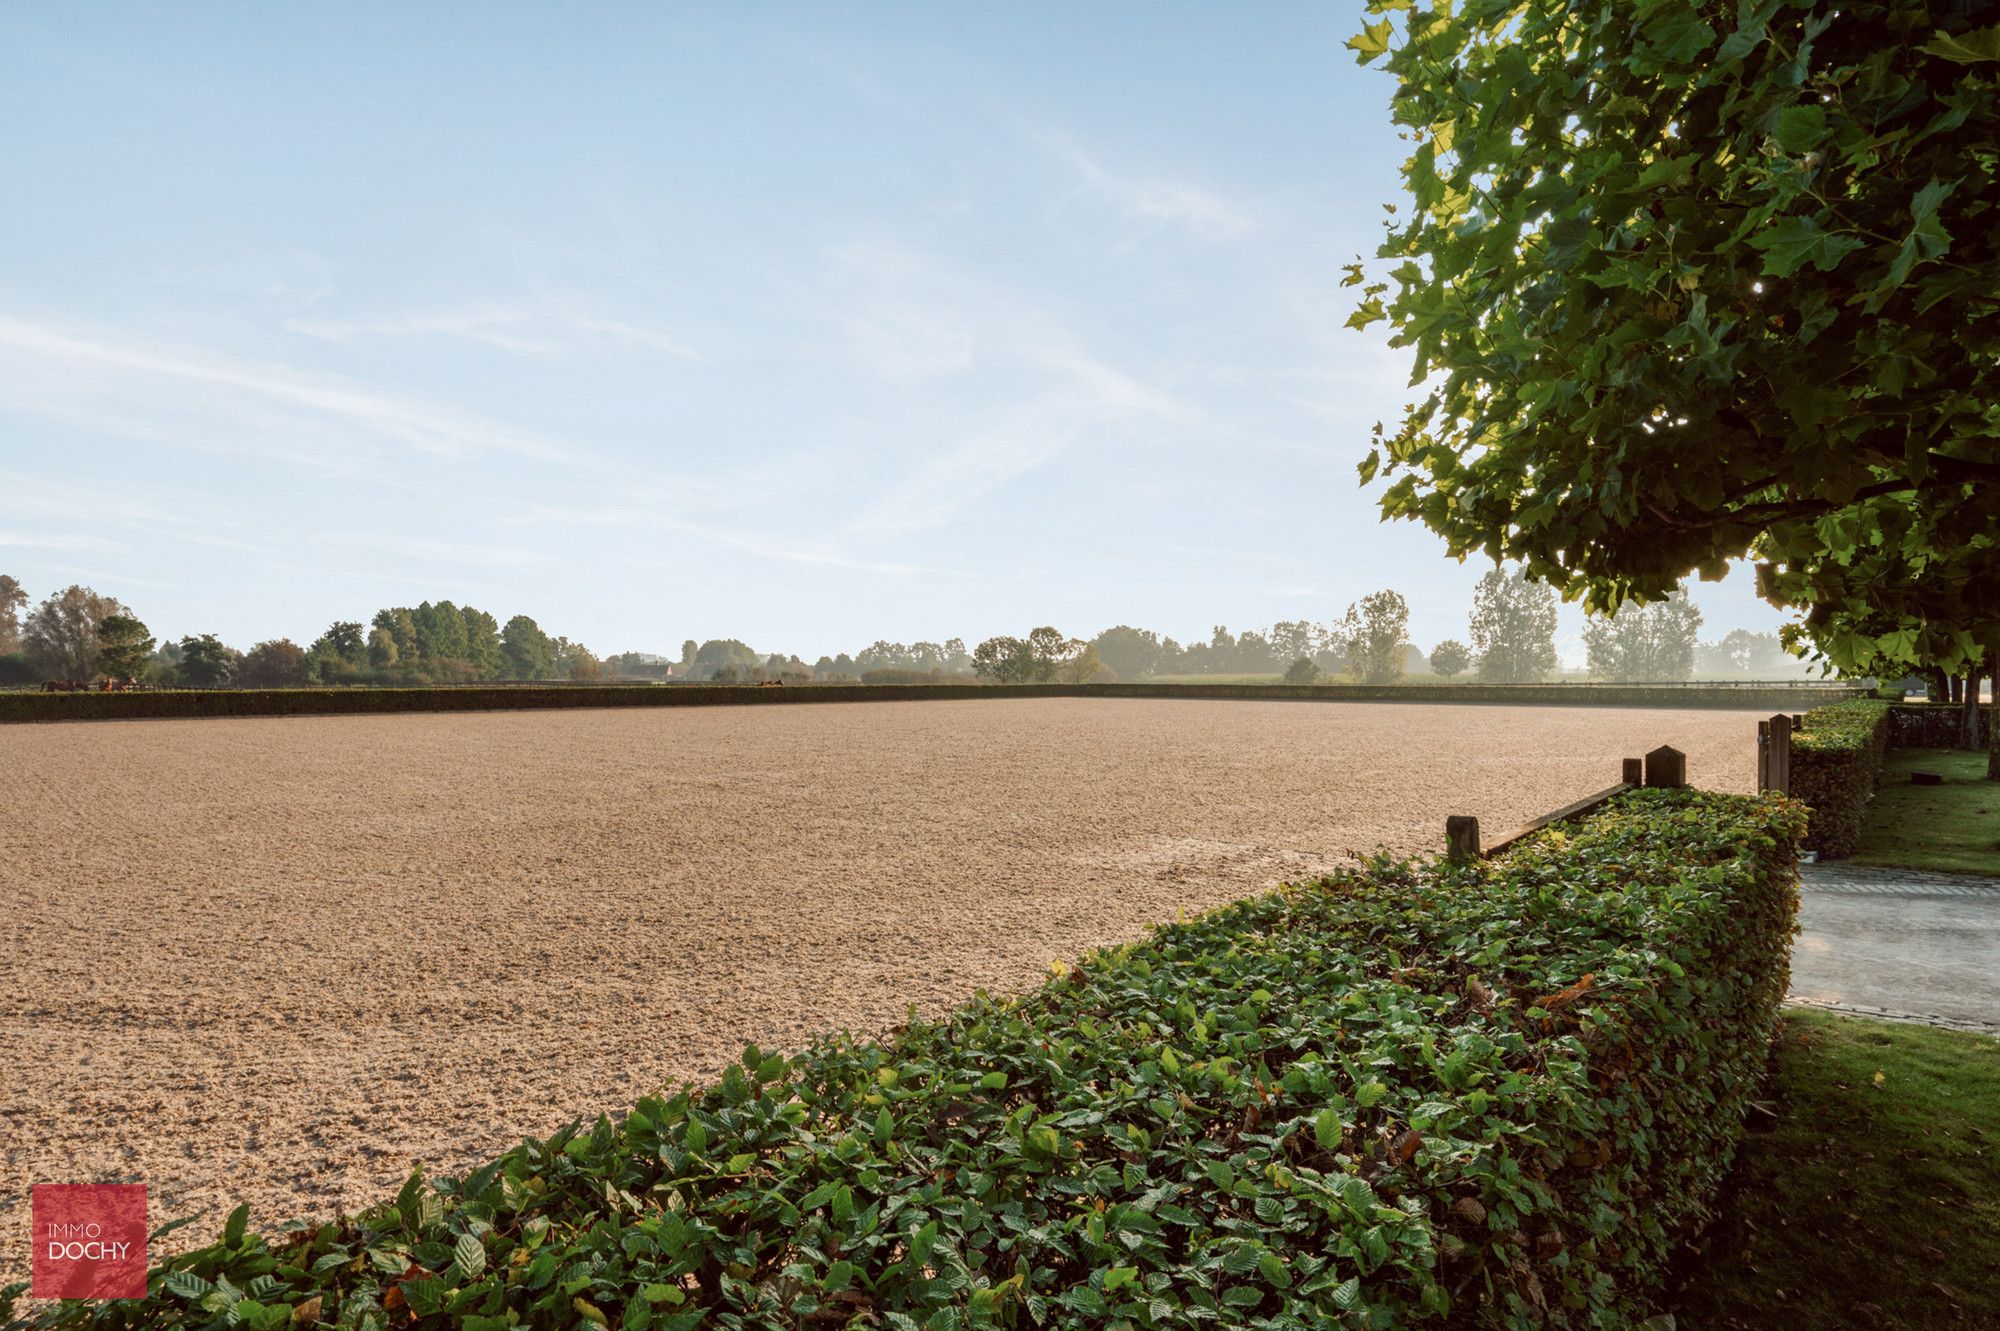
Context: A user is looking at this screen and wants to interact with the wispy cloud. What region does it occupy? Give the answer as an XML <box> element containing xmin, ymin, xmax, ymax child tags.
<box><xmin>1030</xmin><ymin>128</ymin><xmax>1257</xmax><ymax>243</ymax></box>
<box><xmin>283</xmin><ymin>308</ymin><xmax>705</xmax><ymax>362</ymax></box>
<box><xmin>0</xmin><ymin>313</ymin><xmax>578</xmax><ymax>464</ymax></box>
<box><xmin>846</xmin><ymin>348</ymin><xmax>1192</xmax><ymax>538</ymax></box>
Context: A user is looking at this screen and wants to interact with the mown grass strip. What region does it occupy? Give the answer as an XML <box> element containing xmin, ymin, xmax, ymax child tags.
<box><xmin>1671</xmin><ymin>1008</ymin><xmax>2000</xmax><ymax>1329</ymax></box>
<box><xmin>6</xmin><ymin>789</ymin><xmax>1805</xmax><ymax>1331</ymax></box>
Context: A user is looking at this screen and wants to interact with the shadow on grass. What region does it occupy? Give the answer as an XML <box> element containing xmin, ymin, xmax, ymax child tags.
<box><xmin>1851</xmin><ymin>748</ymin><xmax>2000</xmax><ymax>877</ymax></box>
<box><xmin>1672</xmin><ymin>1009</ymin><xmax>2000</xmax><ymax>1328</ymax></box>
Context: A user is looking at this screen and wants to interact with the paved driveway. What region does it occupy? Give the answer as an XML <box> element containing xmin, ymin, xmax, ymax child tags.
<box><xmin>1790</xmin><ymin>862</ymin><xmax>2000</xmax><ymax>1035</ymax></box>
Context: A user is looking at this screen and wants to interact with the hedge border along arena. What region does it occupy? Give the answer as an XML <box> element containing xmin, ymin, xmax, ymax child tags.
<box><xmin>0</xmin><ymin>680</ymin><xmax>1866</xmax><ymax>725</ymax></box>
<box><xmin>1788</xmin><ymin>699</ymin><xmax>1892</xmax><ymax>858</ymax></box>
<box><xmin>5</xmin><ymin>787</ymin><xmax>1804</xmax><ymax>1331</ymax></box>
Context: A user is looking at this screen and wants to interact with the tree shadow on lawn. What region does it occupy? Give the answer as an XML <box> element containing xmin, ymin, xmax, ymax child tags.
<box><xmin>1671</xmin><ymin>1009</ymin><xmax>2000</xmax><ymax>1329</ymax></box>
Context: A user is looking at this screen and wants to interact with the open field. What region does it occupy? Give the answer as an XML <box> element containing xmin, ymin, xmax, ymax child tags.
<box><xmin>0</xmin><ymin>697</ymin><xmax>1764</xmax><ymax>1284</ymax></box>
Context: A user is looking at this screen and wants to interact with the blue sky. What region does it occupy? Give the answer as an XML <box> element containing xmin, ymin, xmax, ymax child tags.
<box><xmin>0</xmin><ymin>3</ymin><xmax>1794</xmax><ymax>663</ymax></box>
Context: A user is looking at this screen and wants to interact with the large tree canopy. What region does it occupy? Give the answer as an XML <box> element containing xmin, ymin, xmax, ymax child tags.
<box><xmin>1350</xmin><ymin>0</ymin><xmax>2000</xmax><ymax>672</ymax></box>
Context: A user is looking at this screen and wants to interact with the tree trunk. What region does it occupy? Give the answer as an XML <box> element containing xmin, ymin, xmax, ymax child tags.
<box><xmin>1951</xmin><ymin>672</ymin><xmax>1964</xmax><ymax>704</ymax></box>
<box><xmin>1927</xmin><ymin>666</ymin><xmax>1950</xmax><ymax>703</ymax></box>
<box><xmin>1990</xmin><ymin>649</ymin><xmax>1999</xmax><ymax>781</ymax></box>
<box><xmin>1963</xmin><ymin>667</ymin><xmax>1985</xmax><ymax>751</ymax></box>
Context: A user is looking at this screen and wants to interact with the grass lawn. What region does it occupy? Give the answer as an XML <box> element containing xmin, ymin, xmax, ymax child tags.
<box><xmin>1850</xmin><ymin>747</ymin><xmax>2000</xmax><ymax>876</ymax></box>
<box><xmin>1672</xmin><ymin>1009</ymin><xmax>2000</xmax><ymax>1328</ymax></box>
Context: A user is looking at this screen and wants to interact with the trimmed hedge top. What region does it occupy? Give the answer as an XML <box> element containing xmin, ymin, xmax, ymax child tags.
<box><xmin>1790</xmin><ymin>699</ymin><xmax>1892</xmax><ymax>756</ymax></box>
<box><xmin>7</xmin><ymin>790</ymin><xmax>1804</xmax><ymax>1331</ymax></box>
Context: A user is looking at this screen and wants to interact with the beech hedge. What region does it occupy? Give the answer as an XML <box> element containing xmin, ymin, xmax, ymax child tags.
<box><xmin>1789</xmin><ymin>700</ymin><xmax>1891</xmax><ymax>858</ymax></box>
<box><xmin>7</xmin><ymin>789</ymin><xmax>1804</xmax><ymax>1331</ymax></box>
<box><xmin>0</xmin><ymin>680</ymin><xmax>1864</xmax><ymax>724</ymax></box>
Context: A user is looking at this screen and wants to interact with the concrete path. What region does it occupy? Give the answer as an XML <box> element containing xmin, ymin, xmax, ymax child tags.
<box><xmin>1790</xmin><ymin>862</ymin><xmax>2000</xmax><ymax>1035</ymax></box>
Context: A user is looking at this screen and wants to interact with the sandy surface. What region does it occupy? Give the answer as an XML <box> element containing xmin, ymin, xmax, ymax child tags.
<box><xmin>0</xmin><ymin>698</ymin><xmax>1761</xmax><ymax>1279</ymax></box>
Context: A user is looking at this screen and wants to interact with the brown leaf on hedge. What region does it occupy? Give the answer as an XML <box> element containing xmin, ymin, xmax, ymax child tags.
<box><xmin>1451</xmin><ymin>1195</ymin><xmax>1486</xmax><ymax>1226</ymax></box>
<box><xmin>1534</xmin><ymin>972</ymin><xmax>1595</xmax><ymax>1011</ymax></box>
<box><xmin>1388</xmin><ymin>1129</ymin><xmax>1423</xmax><ymax>1164</ymax></box>
<box><xmin>1465</xmin><ymin>974</ymin><xmax>1496</xmax><ymax>1011</ymax></box>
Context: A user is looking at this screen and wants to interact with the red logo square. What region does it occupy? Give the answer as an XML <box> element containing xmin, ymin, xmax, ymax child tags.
<box><xmin>31</xmin><ymin>1185</ymin><xmax>148</xmax><ymax>1299</ymax></box>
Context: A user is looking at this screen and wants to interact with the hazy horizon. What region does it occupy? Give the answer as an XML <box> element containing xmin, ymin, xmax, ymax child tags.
<box><xmin>0</xmin><ymin>4</ymin><xmax>1802</xmax><ymax>668</ymax></box>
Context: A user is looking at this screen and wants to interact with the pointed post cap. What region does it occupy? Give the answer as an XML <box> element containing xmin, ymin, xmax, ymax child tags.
<box><xmin>1644</xmin><ymin>745</ymin><xmax>1687</xmax><ymax>788</ymax></box>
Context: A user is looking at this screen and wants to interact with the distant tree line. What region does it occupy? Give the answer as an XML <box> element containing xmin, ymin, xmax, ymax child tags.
<box><xmin>0</xmin><ymin>567</ymin><xmax>1823</xmax><ymax>692</ymax></box>
<box><xmin>0</xmin><ymin>578</ymin><xmax>611</xmax><ymax>690</ymax></box>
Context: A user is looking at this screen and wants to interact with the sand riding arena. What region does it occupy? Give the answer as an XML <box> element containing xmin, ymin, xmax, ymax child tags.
<box><xmin>0</xmin><ymin>697</ymin><xmax>1765</xmax><ymax>1281</ymax></box>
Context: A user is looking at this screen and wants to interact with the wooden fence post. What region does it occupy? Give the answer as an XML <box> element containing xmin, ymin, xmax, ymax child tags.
<box><xmin>1621</xmin><ymin>757</ymin><xmax>1643</xmax><ymax>786</ymax></box>
<box><xmin>1445</xmin><ymin>815</ymin><xmax>1481</xmax><ymax>861</ymax></box>
<box><xmin>1758</xmin><ymin>719</ymin><xmax>1773</xmax><ymax>791</ymax></box>
<box><xmin>1771</xmin><ymin>713</ymin><xmax>1792</xmax><ymax>794</ymax></box>
<box><xmin>1644</xmin><ymin>745</ymin><xmax>1687</xmax><ymax>788</ymax></box>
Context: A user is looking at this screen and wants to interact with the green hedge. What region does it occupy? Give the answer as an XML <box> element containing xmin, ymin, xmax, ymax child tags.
<box><xmin>1790</xmin><ymin>700</ymin><xmax>1892</xmax><ymax>858</ymax></box>
<box><xmin>8</xmin><ymin>789</ymin><xmax>1804</xmax><ymax>1331</ymax></box>
<box><xmin>0</xmin><ymin>680</ymin><xmax>1866</xmax><ymax>724</ymax></box>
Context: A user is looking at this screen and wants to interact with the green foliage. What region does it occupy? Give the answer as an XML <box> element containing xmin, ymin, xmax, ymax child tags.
<box><xmin>971</xmin><ymin>629</ymin><xmax>1083</xmax><ymax>684</ymax></box>
<box><xmin>1580</xmin><ymin>587</ymin><xmax>1704</xmax><ymax>682</ymax></box>
<box><xmin>237</xmin><ymin>640</ymin><xmax>309</xmax><ymax>690</ymax></box>
<box><xmin>1351</xmin><ymin>1</ymin><xmax>2000</xmax><ymax>674</ymax></box>
<box><xmin>176</xmin><ymin>634</ymin><xmax>239</xmax><ymax>689</ymax></box>
<box><xmin>1790</xmin><ymin>700</ymin><xmax>1892</xmax><ymax>856</ymax></box>
<box><xmin>94</xmin><ymin>613</ymin><xmax>155</xmax><ymax>679</ymax></box>
<box><xmin>1282</xmin><ymin>656</ymin><xmax>1321</xmax><ymax>685</ymax></box>
<box><xmin>1340</xmin><ymin>590</ymin><xmax>1409</xmax><ymax>684</ymax></box>
<box><xmin>11</xmin><ymin>789</ymin><xmax>1805</xmax><ymax>1331</ymax></box>
<box><xmin>1468</xmin><ymin>569</ymin><xmax>1557</xmax><ymax>683</ymax></box>
<box><xmin>1427</xmin><ymin>639</ymin><xmax>1470</xmax><ymax>679</ymax></box>
<box><xmin>500</xmin><ymin>616</ymin><xmax>555</xmax><ymax>680</ymax></box>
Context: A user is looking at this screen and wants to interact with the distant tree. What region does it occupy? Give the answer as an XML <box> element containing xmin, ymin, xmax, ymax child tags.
<box><xmin>501</xmin><ymin>615</ymin><xmax>555</xmax><ymax>679</ymax></box>
<box><xmin>555</xmin><ymin>637</ymin><xmax>602</xmax><ymax>681</ymax></box>
<box><xmin>1583</xmin><ymin>588</ymin><xmax>1704</xmax><ymax>683</ymax></box>
<box><xmin>1092</xmin><ymin>626</ymin><xmax>1163</xmax><ymax>681</ymax></box>
<box><xmin>1695</xmin><ymin>628</ymin><xmax>1797</xmax><ymax>678</ymax></box>
<box><xmin>1340</xmin><ymin>590</ymin><xmax>1410</xmax><ymax>684</ymax></box>
<box><xmin>411</xmin><ymin>601</ymin><xmax>469</xmax><ymax>662</ymax></box>
<box><xmin>1055</xmin><ymin>643</ymin><xmax>1112</xmax><ymax>684</ymax></box>
<box><xmin>1469</xmin><ymin>567</ymin><xmax>1558</xmax><ymax>683</ymax></box>
<box><xmin>1025</xmin><ymin>627</ymin><xmax>1083</xmax><ymax>681</ymax></box>
<box><xmin>832</xmin><ymin>653</ymin><xmax>855</xmax><ymax>674</ymax></box>
<box><xmin>306</xmin><ymin>621</ymin><xmax>367</xmax><ymax>682</ymax></box>
<box><xmin>367</xmin><ymin>626</ymin><xmax>401</xmax><ymax>670</ymax></box>
<box><xmin>0</xmin><ymin>653</ymin><xmax>35</xmax><ymax>685</ymax></box>
<box><xmin>178</xmin><ymin>634</ymin><xmax>238</xmax><ymax>688</ymax></box>
<box><xmin>1269</xmin><ymin>620</ymin><xmax>1321</xmax><ymax>666</ymax></box>
<box><xmin>372</xmin><ymin>607</ymin><xmax>418</xmax><ymax>661</ymax></box>
<box><xmin>1235</xmin><ymin>629</ymin><xmax>1277</xmax><ymax>674</ymax></box>
<box><xmin>1429</xmin><ymin>639</ymin><xmax>1471</xmax><ymax>679</ymax></box>
<box><xmin>461</xmin><ymin>606</ymin><xmax>504</xmax><ymax>677</ymax></box>
<box><xmin>147</xmin><ymin>639</ymin><xmax>186</xmax><ymax>687</ymax></box>
<box><xmin>680</xmin><ymin>639</ymin><xmax>698</xmax><ymax>667</ymax></box>
<box><xmin>1283</xmin><ymin>656</ymin><xmax>1321</xmax><ymax>685</ymax></box>
<box><xmin>942</xmin><ymin>637</ymin><xmax>971</xmax><ymax>672</ymax></box>
<box><xmin>695</xmin><ymin>639</ymin><xmax>760</xmax><ymax>669</ymax></box>
<box><xmin>95</xmin><ymin>614</ymin><xmax>156</xmax><ymax>679</ymax></box>
<box><xmin>972</xmin><ymin>636</ymin><xmax>1038</xmax><ymax>683</ymax></box>
<box><xmin>239</xmin><ymin>639</ymin><xmax>309</xmax><ymax>688</ymax></box>
<box><xmin>23</xmin><ymin>584</ymin><xmax>126</xmax><ymax>679</ymax></box>
<box><xmin>0</xmin><ymin>574</ymin><xmax>25</xmax><ymax>653</ymax></box>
